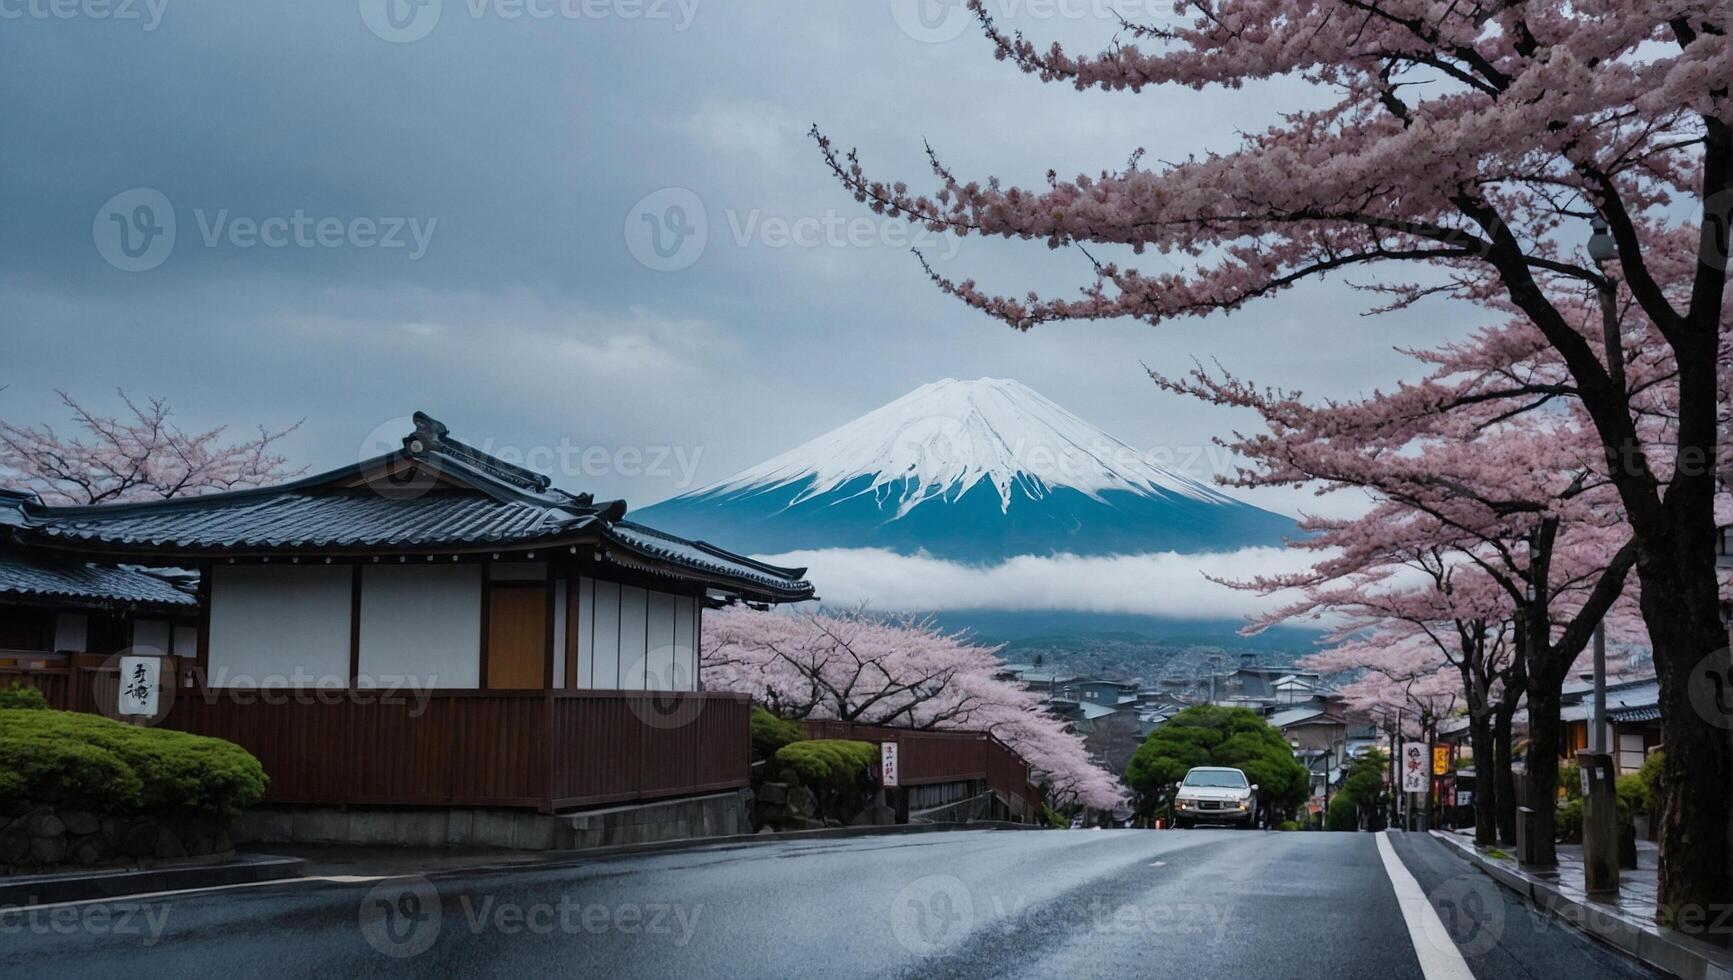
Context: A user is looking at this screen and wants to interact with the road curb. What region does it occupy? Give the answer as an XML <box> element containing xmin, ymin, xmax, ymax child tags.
<box><xmin>0</xmin><ymin>853</ymin><xmax>306</xmax><ymax>907</ymax></box>
<box><xmin>412</xmin><ymin>820</ymin><xmax>1046</xmax><ymax>881</ymax></box>
<box><xmin>1430</xmin><ymin>831</ymin><xmax>1733</xmax><ymax>980</ymax></box>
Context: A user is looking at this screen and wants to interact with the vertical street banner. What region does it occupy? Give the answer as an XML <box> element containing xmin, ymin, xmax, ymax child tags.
<box><xmin>1432</xmin><ymin>745</ymin><xmax>1451</xmax><ymax>777</ymax></box>
<box><xmin>880</xmin><ymin>742</ymin><xmax>900</xmax><ymax>788</ymax></box>
<box><xmin>117</xmin><ymin>655</ymin><xmax>161</xmax><ymax>718</ymax></box>
<box><xmin>1401</xmin><ymin>742</ymin><xmax>1429</xmax><ymax>793</ymax></box>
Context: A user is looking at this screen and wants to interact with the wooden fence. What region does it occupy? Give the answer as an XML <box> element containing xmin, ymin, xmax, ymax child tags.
<box><xmin>1</xmin><ymin>660</ymin><xmax>750</xmax><ymax>813</ymax></box>
<box><xmin>800</xmin><ymin>719</ymin><xmax>1042</xmax><ymax>808</ymax></box>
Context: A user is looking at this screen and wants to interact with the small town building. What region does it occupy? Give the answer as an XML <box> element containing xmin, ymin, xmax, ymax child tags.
<box><xmin>1</xmin><ymin>413</ymin><xmax>814</xmax><ymax>819</ymax></box>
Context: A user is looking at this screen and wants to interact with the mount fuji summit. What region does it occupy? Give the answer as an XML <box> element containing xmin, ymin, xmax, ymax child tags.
<box><xmin>636</xmin><ymin>378</ymin><xmax>1296</xmax><ymax>564</ymax></box>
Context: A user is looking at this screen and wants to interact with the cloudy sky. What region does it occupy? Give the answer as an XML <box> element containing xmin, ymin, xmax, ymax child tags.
<box><xmin>1</xmin><ymin>1</ymin><xmax>1484</xmax><ymax>614</ymax></box>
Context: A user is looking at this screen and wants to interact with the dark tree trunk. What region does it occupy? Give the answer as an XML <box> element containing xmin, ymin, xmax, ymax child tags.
<box><xmin>1638</xmin><ymin>561</ymin><xmax>1733</xmax><ymax>941</ymax></box>
<box><xmin>1469</xmin><ymin>713</ymin><xmax>1498</xmax><ymax>847</ymax></box>
<box><xmin>1493</xmin><ymin>707</ymin><xmax>1519</xmax><ymax>847</ymax></box>
<box><xmin>1524</xmin><ymin>686</ymin><xmax>1562</xmax><ymax>867</ymax></box>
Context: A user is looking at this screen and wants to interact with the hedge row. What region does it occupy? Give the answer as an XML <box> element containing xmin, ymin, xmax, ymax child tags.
<box><xmin>0</xmin><ymin>708</ymin><xmax>267</xmax><ymax>818</ymax></box>
<box><xmin>773</xmin><ymin>739</ymin><xmax>878</xmax><ymax>797</ymax></box>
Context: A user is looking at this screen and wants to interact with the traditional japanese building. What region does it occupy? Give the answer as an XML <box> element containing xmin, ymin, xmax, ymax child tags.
<box><xmin>1</xmin><ymin>413</ymin><xmax>814</xmax><ymax>818</ymax></box>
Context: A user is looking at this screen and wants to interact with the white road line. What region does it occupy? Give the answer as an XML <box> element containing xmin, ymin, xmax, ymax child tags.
<box><xmin>1377</xmin><ymin>832</ymin><xmax>1477</xmax><ymax>980</ymax></box>
<box><xmin>1</xmin><ymin>872</ymin><xmax>397</xmax><ymax>913</ymax></box>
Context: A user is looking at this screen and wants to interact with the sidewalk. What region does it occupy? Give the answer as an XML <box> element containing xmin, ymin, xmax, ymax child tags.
<box><xmin>1433</xmin><ymin>829</ymin><xmax>1733</xmax><ymax>980</ymax></box>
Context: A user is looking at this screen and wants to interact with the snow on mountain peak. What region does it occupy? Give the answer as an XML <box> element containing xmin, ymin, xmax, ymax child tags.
<box><xmin>708</xmin><ymin>377</ymin><xmax>1233</xmax><ymax>515</ymax></box>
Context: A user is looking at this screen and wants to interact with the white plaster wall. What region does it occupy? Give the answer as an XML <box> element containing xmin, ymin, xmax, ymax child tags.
<box><xmin>53</xmin><ymin>613</ymin><xmax>88</xmax><ymax>653</ymax></box>
<box><xmin>646</xmin><ymin>591</ymin><xmax>675</xmax><ymax>690</ymax></box>
<box><xmin>590</xmin><ymin>579</ymin><xmax>621</xmax><ymax>688</ymax></box>
<box><xmin>131</xmin><ymin>619</ymin><xmax>173</xmax><ymax>656</ymax></box>
<box><xmin>577</xmin><ymin>576</ymin><xmax>596</xmax><ymax>688</ymax></box>
<box><xmin>618</xmin><ymin>586</ymin><xmax>648</xmax><ymax>689</ymax></box>
<box><xmin>672</xmin><ymin>595</ymin><xmax>697</xmax><ymax>691</ymax></box>
<box><xmin>357</xmin><ymin>564</ymin><xmax>481</xmax><ymax>689</ymax></box>
<box><xmin>207</xmin><ymin>564</ymin><xmax>351</xmax><ymax>687</ymax></box>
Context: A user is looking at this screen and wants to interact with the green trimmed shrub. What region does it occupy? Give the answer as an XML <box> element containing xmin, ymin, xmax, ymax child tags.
<box><xmin>1042</xmin><ymin>804</ymin><xmax>1068</xmax><ymax>829</ymax></box>
<box><xmin>0</xmin><ymin>684</ymin><xmax>50</xmax><ymax>710</ymax></box>
<box><xmin>1556</xmin><ymin>794</ymin><xmax>1631</xmax><ymax>844</ymax></box>
<box><xmin>1638</xmin><ymin>751</ymin><xmax>1665</xmax><ymax>813</ymax></box>
<box><xmin>1616</xmin><ymin>772</ymin><xmax>1650</xmax><ymax>817</ymax></box>
<box><xmin>0</xmin><ymin>708</ymin><xmax>267</xmax><ymax>817</ymax></box>
<box><xmin>774</xmin><ymin>739</ymin><xmax>878</xmax><ymax>793</ymax></box>
<box><xmin>750</xmin><ymin>707</ymin><xmax>807</xmax><ymax>761</ymax></box>
<box><xmin>1278</xmin><ymin>820</ymin><xmax>1301</xmax><ymax>832</ymax></box>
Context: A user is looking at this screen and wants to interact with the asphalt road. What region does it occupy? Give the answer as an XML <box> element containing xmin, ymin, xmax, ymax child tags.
<box><xmin>0</xmin><ymin>829</ymin><xmax>1665</xmax><ymax>979</ymax></box>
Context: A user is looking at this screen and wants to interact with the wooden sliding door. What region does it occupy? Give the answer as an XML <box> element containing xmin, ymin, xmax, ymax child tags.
<box><xmin>485</xmin><ymin>584</ymin><xmax>547</xmax><ymax>690</ymax></box>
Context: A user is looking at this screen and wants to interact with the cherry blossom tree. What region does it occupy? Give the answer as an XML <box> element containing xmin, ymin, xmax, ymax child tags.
<box><xmin>703</xmin><ymin>605</ymin><xmax>1125</xmax><ymax>810</ymax></box>
<box><xmin>817</xmin><ymin>0</ymin><xmax>1731</xmax><ymax>917</ymax></box>
<box><xmin>1168</xmin><ymin>355</ymin><xmax>1641</xmax><ymax>858</ymax></box>
<box><xmin>0</xmin><ymin>390</ymin><xmax>303</xmax><ymax>504</ymax></box>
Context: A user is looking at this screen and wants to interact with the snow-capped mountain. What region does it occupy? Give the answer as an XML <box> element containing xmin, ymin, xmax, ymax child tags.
<box><xmin>635</xmin><ymin>378</ymin><xmax>1296</xmax><ymax>563</ymax></box>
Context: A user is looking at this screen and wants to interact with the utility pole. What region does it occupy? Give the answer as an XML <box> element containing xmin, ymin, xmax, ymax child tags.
<box><xmin>1591</xmin><ymin>621</ymin><xmax>1608</xmax><ymax>753</ymax></box>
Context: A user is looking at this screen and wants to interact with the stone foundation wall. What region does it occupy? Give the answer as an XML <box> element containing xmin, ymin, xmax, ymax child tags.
<box><xmin>233</xmin><ymin>789</ymin><xmax>757</xmax><ymax>851</ymax></box>
<box><xmin>1</xmin><ymin>804</ymin><xmax>235</xmax><ymax>874</ymax></box>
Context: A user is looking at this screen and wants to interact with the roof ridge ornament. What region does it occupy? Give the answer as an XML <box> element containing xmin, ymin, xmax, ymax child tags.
<box><xmin>403</xmin><ymin>411</ymin><xmax>553</xmax><ymax>495</ymax></box>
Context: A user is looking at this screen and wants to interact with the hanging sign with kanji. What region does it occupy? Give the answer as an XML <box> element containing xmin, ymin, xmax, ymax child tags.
<box><xmin>1401</xmin><ymin>742</ymin><xmax>1429</xmax><ymax>792</ymax></box>
<box><xmin>880</xmin><ymin>742</ymin><xmax>900</xmax><ymax>788</ymax></box>
<box><xmin>1433</xmin><ymin>745</ymin><xmax>1451</xmax><ymax>776</ymax></box>
<box><xmin>117</xmin><ymin>656</ymin><xmax>160</xmax><ymax>718</ymax></box>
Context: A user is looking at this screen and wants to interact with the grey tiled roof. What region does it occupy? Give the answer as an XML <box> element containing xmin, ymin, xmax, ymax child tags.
<box><xmin>31</xmin><ymin>491</ymin><xmax>588</xmax><ymax>551</ymax></box>
<box><xmin>0</xmin><ymin>549</ymin><xmax>195</xmax><ymax>607</ymax></box>
<box><xmin>6</xmin><ymin>412</ymin><xmax>812</xmax><ymax>602</ymax></box>
<box><xmin>605</xmin><ymin>522</ymin><xmax>810</xmax><ymax>595</ymax></box>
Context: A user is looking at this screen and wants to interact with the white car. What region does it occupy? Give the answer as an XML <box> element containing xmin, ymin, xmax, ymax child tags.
<box><xmin>1171</xmin><ymin>766</ymin><xmax>1259</xmax><ymax>828</ymax></box>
